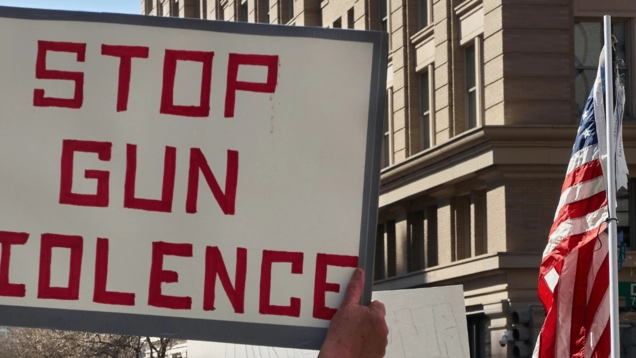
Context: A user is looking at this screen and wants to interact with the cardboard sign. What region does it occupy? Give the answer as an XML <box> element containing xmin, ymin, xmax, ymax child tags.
<box><xmin>0</xmin><ymin>6</ymin><xmax>387</xmax><ymax>349</ymax></box>
<box><xmin>188</xmin><ymin>285</ymin><xmax>470</xmax><ymax>357</ymax></box>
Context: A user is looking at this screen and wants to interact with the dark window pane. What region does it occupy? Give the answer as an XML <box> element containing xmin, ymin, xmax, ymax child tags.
<box><xmin>386</xmin><ymin>221</ymin><xmax>396</xmax><ymax>277</ymax></box>
<box><xmin>420</xmin><ymin>73</ymin><xmax>429</xmax><ymax>113</ymax></box>
<box><xmin>379</xmin><ymin>0</ymin><xmax>387</xmax><ymax>32</ymax></box>
<box><xmin>422</xmin><ymin>113</ymin><xmax>430</xmax><ymax>150</ymax></box>
<box><xmin>574</xmin><ymin>22</ymin><xmax>603</xmax><ymax>67</ymax></box>
<box><xmin>468</xmin><ymin>90</ymin><xmax>477</xmax><ymax>129</ymax></box>
<box><xmin>382</xmin><ymin>133</ymin><xmax>389</xmax><ymax>168</ymax></box>
<box><xmin>466</xmin><ymin>45</ymin><xmax>476</xmax><ymax>89</ymax></box>
<box><xmin>574</xmin><ymin>21</ymin><xmax>631</xmax><ymax>117</ymax></box>
<box><xmin>382</xmin><ymin>93</ymin><xmax>390</xmax><ymax>168</ymax></box>
<box><xmin>374</xmin><ymin>225</ymin><xmax>385</xmax><ymax>281</ymax></box>
<box><xmin>420</xmin><ymin>72</ymin><xmax>430</xmax><ymax>150</ymax></box>
<box><xmin>418</xmin><ymin>0</ymin><xmax>427</xmax><ymax>30</ymax></box>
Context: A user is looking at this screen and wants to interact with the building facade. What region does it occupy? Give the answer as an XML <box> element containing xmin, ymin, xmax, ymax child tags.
<box><xmin>141</xmin><ymin>0</ymin><xmax>636</xmax><ymax>357</ymax></box>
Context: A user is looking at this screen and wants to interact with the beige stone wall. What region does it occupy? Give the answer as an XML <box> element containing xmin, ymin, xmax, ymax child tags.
<box><xmin>504</xmin><ymin>177</ymin><xmax>562</xmax><ymax>253</ymax></box>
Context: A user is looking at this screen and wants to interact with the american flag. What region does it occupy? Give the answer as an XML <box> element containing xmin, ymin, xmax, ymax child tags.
<box><xmin>533</xmin><ymin>49</ymin><xmax>626</xmax><ymax>358</ymax></box>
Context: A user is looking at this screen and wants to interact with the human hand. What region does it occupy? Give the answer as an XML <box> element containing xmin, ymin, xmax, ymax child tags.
<box><xmin>318</xmin><ymin>268</ymin><xmax>388</xmax><ymax>358</ymax></box>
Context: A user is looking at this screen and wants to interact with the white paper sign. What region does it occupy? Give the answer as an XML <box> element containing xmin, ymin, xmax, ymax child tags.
<box><xmin>0</xmin><ymin>6</ymin><xmax>387</xmax><ymax>349</ymax></box>
<box><xmin>187</xmin><ymin>286</ymin><xmax>469</xmax><ymax>358</ymax></box>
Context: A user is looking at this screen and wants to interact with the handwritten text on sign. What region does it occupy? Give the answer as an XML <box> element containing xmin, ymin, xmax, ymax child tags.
<box><xmin>0</xmin><ymin>13</ymin><xmax>378</xmax><ymax>343</ymax></box>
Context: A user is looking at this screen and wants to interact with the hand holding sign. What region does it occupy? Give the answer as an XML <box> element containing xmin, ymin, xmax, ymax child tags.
<box><xmin>318</xmin><ymin>268</ymin><xmax>388</xmax><ymax>358</ymax></box>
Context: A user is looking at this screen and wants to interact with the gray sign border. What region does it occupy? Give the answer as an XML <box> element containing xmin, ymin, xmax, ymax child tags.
<box><xmin>0</xmin><ymin>5</ymin><xmax>388</xmax><ymax>350</ymax></box>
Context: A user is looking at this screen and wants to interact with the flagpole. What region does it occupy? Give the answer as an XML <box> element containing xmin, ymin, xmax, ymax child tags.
<box><xmin>603</xmin><ymin>15</ymin><xmax>620</xmax><ymax>358</ymax></box>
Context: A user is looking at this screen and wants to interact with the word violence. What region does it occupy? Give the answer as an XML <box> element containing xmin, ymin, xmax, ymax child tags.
<box><xmin>0</xmin><ymin>233</ymin><xmax>358</xmax><ymax>320</ymax></box>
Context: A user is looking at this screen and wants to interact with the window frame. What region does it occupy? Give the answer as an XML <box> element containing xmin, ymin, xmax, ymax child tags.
<box><xmin>238</xmin><ymin>0</ymin><xmax>248</xmax><ymax>21</ymax></box>
<box><xmin>574</xmin><ymin>18</ymin><xmax>632</xmax><ymax>118</ymax></box>
<box><xmin>417</xmin><ymin>0</ymin><xmax>429</xmax><ymax>30</ymax></box>
<box><xmin>419</xmin><ymin>70</ymin><xmax>432</xmax><ymax>151</ymax></box>
<box><xmin>347</xmin><ymin>7</ymin><xmax>355</xmax><ymax>29</ymax></box>
<box><xmin>463</xmin><ymin>37</ymin><xmax>483</xmax><ymax>131</ymax></box>
<box><xmin>381</xmin><ymin>88</ymin><xmax>393</xmax><ymax>169</ymax></box>
<box><xmin>379</xmin><ymin>0</ymin><xmax>388</xmax><ymax>33</ymax></box>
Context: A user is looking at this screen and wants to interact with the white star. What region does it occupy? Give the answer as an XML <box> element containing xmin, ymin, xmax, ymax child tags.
<box><xmin>582</xmin><ymin>128</ymin><xmax>592</xmax><ymax>138</ymax></box>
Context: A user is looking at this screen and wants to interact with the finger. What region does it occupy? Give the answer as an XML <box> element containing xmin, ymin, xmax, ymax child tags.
<box><xmin>369</xmin><ymin>300</ymin><xmax>386</xmax><ymax>316</ymax></box>
<box><xmin>341</xmin><ymin>268</ymin><xmax>365</xmax><ymax>306</ymax></box>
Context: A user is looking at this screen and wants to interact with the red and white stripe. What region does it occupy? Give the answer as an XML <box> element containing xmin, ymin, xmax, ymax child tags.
<box><xmin>533</xmin><ymin>140</ymin><xmax>610</xmax><ymax>358</ymax></box>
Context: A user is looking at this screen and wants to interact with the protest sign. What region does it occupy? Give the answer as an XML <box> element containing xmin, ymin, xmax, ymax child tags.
<box><xmin>0</xmin><ymin>6</ymin><xmax>387</xmax><ymax>349</ymax></box>
<box><xmin>188</xmin><ymin>285</ymin><xmax>469</xmax><ymax>357</ymax></box>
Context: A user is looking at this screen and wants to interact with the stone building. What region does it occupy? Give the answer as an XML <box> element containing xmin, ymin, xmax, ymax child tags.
<box><xmin>141</xmin><ymin>0</ymin><xmax>636</xmax><ymax>356</ymax></box>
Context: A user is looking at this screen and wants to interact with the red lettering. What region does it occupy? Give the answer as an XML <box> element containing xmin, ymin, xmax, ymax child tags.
<box><xmin>0</xmin><ymin>231</ymin><xmax>29</xmax><ymax>297</ymax></box>
<box><xmin>93</xmin><ymin>238</ymin><xmax>135</xmax><ymax>306</ymax></box>
<box><xmin>259</xmin><ymin>250</ymin><xmax>303</xmax><ymax>317</ymax></box>
<box><xmin>203</xmin><ymin>247</ymin><xmax>247</xmax><ymax>313</ymax></box>
<box><xmin>33</xmin><ymin>41</ymin><xmax>86</xmax><ymax>109</ymax></box>
<box><xmin>148</xmin><ymin>241</ymin><xmax>192</xmax><ymax>310</ymax></box>
<box><xmin>101</xmin><ymin>45</ymin><xmax>150</xmax><ymax>112</ymax></box>
<box><xmin>124</xmin><ymin>144</ymin><xmax>176</xmax><ymax>212</ymax></box>
<box><xmin>186</xmin><ymin>149</ymin><xmax>239</xmax><ymax>215</ymax></box>
<box><xmin>37</xmin><ymin>234</ymin><xmax>83</xmax><ymax>300</ymax></box>
<box><xmin>59</xmin><ymin>139</ymin><xmax>112</xmax><ymax>207</ymax></box>
<box><xmin>160</xmin><ymin>49</ymin><xmax>214</xmax><ymax>117</ymax></box>
<box><xmin>313</xmin><ymin>254</ymin><xmax>358</xmax><ymax>320</ymax></box>
<box><xmin>224</xmin><ymin>54</ymin><xmax>278</xmax><ymax>118</ymax></box>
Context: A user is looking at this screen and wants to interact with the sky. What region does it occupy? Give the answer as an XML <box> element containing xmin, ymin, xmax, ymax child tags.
<box><xmin>0</xmin><ymin>0</ymin><xmax>138</xmax><ymax>14</ymax></box>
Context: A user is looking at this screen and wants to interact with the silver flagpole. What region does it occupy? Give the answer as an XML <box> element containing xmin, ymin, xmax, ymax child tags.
<box><xmin>603</xmin><ymin>15</ymin><xmax>620</xmax><ymax>358</ymax></box>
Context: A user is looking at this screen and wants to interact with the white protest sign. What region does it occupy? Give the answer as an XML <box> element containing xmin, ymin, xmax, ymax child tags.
<box><xmin>0</xmin><ymin>6</ymin><xmax>387</xmax><ymax>349</ymax></box>
<box><xmin>187</xmin><ymin>286</ymin><xmax>469</xmax><ymax>358</ymax></box>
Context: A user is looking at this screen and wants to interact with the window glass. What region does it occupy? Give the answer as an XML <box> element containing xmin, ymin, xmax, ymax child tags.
<box><xmin>574</xmin><ymin>21</ymin><xmax>631</xmax><ymax>116</ymax></box>
<box><xmin>374</xmin><ymin>225</ymin><xmax>385</xmax><ymax>281</ymax></box>
<box><xmin>381</xmin><ymin>92</ymin><xmax>390</xmax><ymax>168</ymax></box>
<box><xmin>466</xmin><ymin>44</ymin><xmax>477</xmax><ymax>129</ymax></box>
<box><xmin>379</xmin><ymin>0</ymin><xmax>387</xmax><ymax>32</ymax></box>
<box><xmin>418</xmin><ymin>0</ymin><xmax>428</xmax><ymax>30</ymax></box>
<box><xmin>420</xmin><ymin>72</ymin><xmax>430</xmax><ymax>150</ymax></box>
<box><xmin>618</xmin><ymin>187</ymin><xmax>631</xmax><ymax>247</ymax></box>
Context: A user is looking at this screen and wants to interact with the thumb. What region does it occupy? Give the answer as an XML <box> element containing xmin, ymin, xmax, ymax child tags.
<box><xmin>341</xmin><ymin>268</ymin><xmax>364</xmax><ymax>307</ymax></box>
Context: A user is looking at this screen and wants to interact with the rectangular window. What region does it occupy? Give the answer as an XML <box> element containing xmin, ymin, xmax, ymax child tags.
<box><xmin>465</xmin><ymin>44</ymin><xmax>477</xmax><ymax>130</ymax></box>
<box><xmin>454</xmin><ymin>196</ymin><xmax>471</xmax><ymax>261</ymax></box>
<box><xmin>171</xmin><ymin>0</ymin><xmax>179</xmax><ymax>16</ymax></box>
<box><xmin>288</xmin><ymin>0</ymin><xmax>295</xmax><ymax>22</ymax></box>
<box><xmin>467</xmin><ymin>314</ymin><xmax>487</xmax><ymax>358</ymax></box>
<box><xmin>417</xmin><ymin>0</ymin><xmax>428</xmax><ymax>30</ymax></box>
<box><xmin>473</xmin><ymin>190</ymin><xmax>487</xmax><ymax>256</ymax></box>
<box><xmin>381</xmin><ymin>91</ymin><xmax>391</xmax><ymax>168</ymax></box>
<box><xmin>407</xmin><ymin>211</ymin><xmax>424</xmax><ymax>272</ymax></box>
<box><xmin>217</xmin><ymin>0</ymin><xmax>225</xmax><ymax>20</ymax></box>
<box><xmin>374</xmin><ymin>225</ymin><xmax>386</xmax><ymax>281</ymax></box>
<box><xmin>145</xmin><ymin>0</ymin><xmax>153</xmax><ymax>14</ymax></box>
<box><xmin>347</xmin><ymin>8</ymin><xmax>354</xmax><ymax>29</ymax></box>
<box><xmin>333</xmin><ymin>17</ymin><xmax>342</xmax><ymax>28</ymax></box>
<box><xmin>386</xmin><ymin>220</ymin><xmax>396</xmax><ymax>277</ymax></box>
<box><xmin>420</xmin><ymin>72</ymin><xmax>431</xmax><ymax>151</ymax></box>
<box><xmin>183</xmin><ymin>0</ymin><xmax>200</xmax><ymax>18</ymax></box>
<box><xmin>426</xmin><ymin>205</ymin><xmax>438</xmax><ymax>267</ymax></box>
<box><xmin>574</xmin><ymin>20</ymin><xmax>631</xmax><ymax>117</ymax></box>
<box><xmin>258</xmin><ymin>0</ymin><xmax>270</xmax><ymax>23</ymax></box>
<box><xmin>238</xmin><ymin>1</ymin><xmax>248</xmax><ymax>21</ymax></box>
<box><xmin>379</xmin><ymin>0</ymin><xmax>387</xmax><ymax>32</ymax></box>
